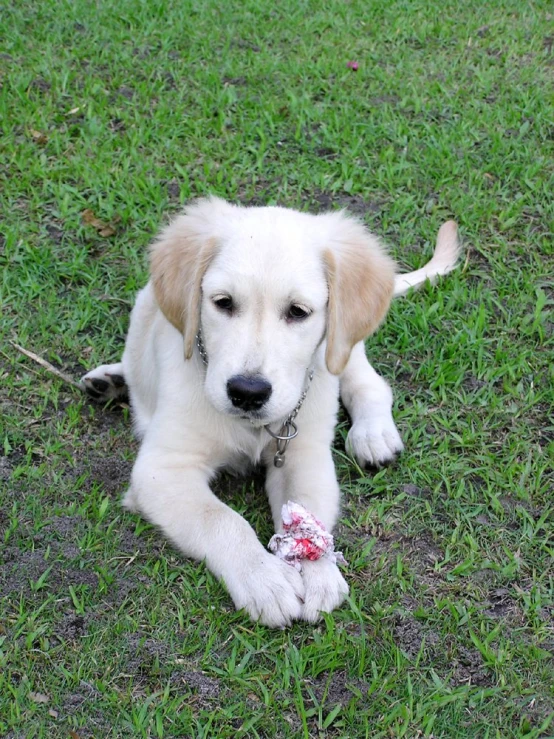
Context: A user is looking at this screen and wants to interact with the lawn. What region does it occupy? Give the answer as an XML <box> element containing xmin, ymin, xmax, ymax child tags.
<box><xmin>1</xmin><ymin>0</ymin><xmax>553</xmax><ymax>736</ymax></box>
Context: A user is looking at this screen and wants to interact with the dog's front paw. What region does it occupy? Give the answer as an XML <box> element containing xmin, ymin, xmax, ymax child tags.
<box><xmin>346</xmin><ymin>417</ymin><xmax>404</xmax><ymax>468</ymax></box>
<box><xmin>224</xmin><ymin>553</ymin><xmax>305</xmax><ymax>628</ymax></box>
<box><xmin>300</xmin><ymin>558</ymin><xmax>349</xmax><ymax>623</ymax></box>
<box><xmin>81</xmin><ymin>363</ymin><xmax>128</xmax><ymax>403</ymax></box>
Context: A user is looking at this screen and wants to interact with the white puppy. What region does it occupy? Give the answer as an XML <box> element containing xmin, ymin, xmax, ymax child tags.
<box><xmin>82</xmin><ymin>197</ymin><xmax>459</xmax><ymax>627</ymax></box>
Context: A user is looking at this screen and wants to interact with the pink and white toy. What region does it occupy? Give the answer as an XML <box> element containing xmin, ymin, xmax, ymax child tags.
<box><xmin>268</xmin><ymin>501</ymin><xmax>347</xmax><ymax>572</ymax></box>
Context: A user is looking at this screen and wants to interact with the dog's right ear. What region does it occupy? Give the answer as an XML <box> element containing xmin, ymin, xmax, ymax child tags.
<box><xmin>150</xmin><ymin>198</ymin><xmax>226</xmax><ymax>359</ymax></box>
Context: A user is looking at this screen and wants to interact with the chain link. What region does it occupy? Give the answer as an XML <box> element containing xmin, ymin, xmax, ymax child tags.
<box><xmin>288</xmin><ymin>369</ymin><xmax>314</xmax><ymax>424</ymax></box>
<box><xmin>196</xmin><ymin>330</ymin><xmax>209</xmax><ymax>366</ymax></box>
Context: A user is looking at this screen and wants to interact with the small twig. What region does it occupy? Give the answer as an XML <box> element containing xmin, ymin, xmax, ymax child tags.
<box><xmin>461</xmin><ymin>246</ymin><xmax>471</xmax><ymax>274</ymax></box>
<box><xmin>11</xmin><ymin>342</ymin><xmax>83</xmax><ymax>392</ymax></box>
<box><xmin>98</xmin><ymin>294</ymin><xmax>132</xmax><ymax>306</ymax></box>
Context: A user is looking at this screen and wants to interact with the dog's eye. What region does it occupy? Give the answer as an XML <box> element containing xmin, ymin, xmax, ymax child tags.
<box><xmin>213</xmin><ymin>296</ymin><xmax>234</xmax><ymax>313</ymax></box>
<box><xmin>287</xmin><ymin>304</ymin><xmax>311</xmax><ymax>322</ymax></box>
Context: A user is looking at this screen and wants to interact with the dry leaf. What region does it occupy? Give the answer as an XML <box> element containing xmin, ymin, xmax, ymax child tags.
<box><xmin>29</xmin><ymin>691</ymin><xmax>49</xmax><ymax>704</ymax></box>
<box><xmin>69</xmin><ymin>732</ymin><xmax>82</xmax><ymax>739</ymax></box>
<box><xmin>98</xmin><ymin>225</ymin><xmax>116</xmax><ymax>237</ymax></box>
<box><xmin>30</xmin><ymin>129</ymin><xmax>48</xmax><ymax>144</ymax></box>
<box><xmin>81</xmin><ymin>209</ymin><xmax>119</xmax><ymax>237</ymax></box>
<box><xmin>48</xmin><ymin>708</ymin><xmax>59</xmax><ymax>718</ymax></box>
<box><xmin>82</xmin><ymin>208</ymin><xmax>106</xmax><ymax>229</ymax></box>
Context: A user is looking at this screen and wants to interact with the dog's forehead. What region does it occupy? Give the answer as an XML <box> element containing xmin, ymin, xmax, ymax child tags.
<box><xmin>226</xmin><ymin>207</ymin><xmax>318</xmax><ymax>256</ymax></box>
<box><xmin>204</xmin><ymin>207</ymin><xmax>327</xmax><ymax>300</ymax></box>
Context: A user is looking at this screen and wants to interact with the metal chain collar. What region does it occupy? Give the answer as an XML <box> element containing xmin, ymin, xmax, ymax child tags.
<box><xmin>195</xmin><ymin>329</ymin><xmax>314</xmax><ymax>467</ymax></box>
<box><xmin>196</xmin><ymin>329</ymin><xmax>209</xmax><ymax>366</ymax></box>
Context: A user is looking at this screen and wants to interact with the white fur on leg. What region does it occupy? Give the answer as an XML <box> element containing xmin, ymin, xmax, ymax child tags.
<box><xmin>340</xmin><ymin>342</ymin><xmax>404</xmax><ymax>467</ymax></box>
<box><xmin>265</xmin><ymin>438</ymin><xmax>349</xmax><ymax>622</ymax></box>
<box><xmin>130</xmin><ymin>447</ymin><xmax>305</xmax><ymax>628</ymax></box>
<box><xmin>221</xmin><ymin>553</ymin><xmax>305</xmax><ymax>627</ymax></box>
<box><xmin>300</xmin><ymin>558</ymin><xmax>349</xmax><ymax>622</ymax></box>
<box><xmin>346</xmin><ymin>414</ymin><xmax>404</xmax><ymax>467</ymax></box>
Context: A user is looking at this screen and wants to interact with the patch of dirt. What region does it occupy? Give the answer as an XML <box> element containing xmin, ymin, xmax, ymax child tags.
<box><xmin>0</xmin><ymin>515</ymin><xmax>101</xmax><ymax>598</ymax></box>
<box><xmin>56</xmin><ymin>612</ymin><xmax>88</xmax><ymax>641</ymax></box>
<box><xmin>369</xmin><ymin>93</ymin><xmax>400</xmax><ymax>106</ymax></box>
<box><xmin>393</xmin><ymin>613</ymin><xmax>440</xmax><ymax>660</ymax></box>
<box><xmin>122</xmin><ymin>633</ymin><xmax>224</xmax><ymax>699</ymax></box>
<box><xmin>447</xmin><ymin>642</ymin><xmax>492</xmax><ymax>687</ymax></box>
<box><xmin>115</xmin><ymin>85</ymin><xmax>135</xmax><ymax>100</ymax></box>
<box><xmin>81</xmin><ymin>400</ymin><xmax>130</xmax><ymax>435</ymax></box>
<box><xmin>40</xmin><ymin>513</ymin><xmax>83</xmax><ymax>542</ymax></box>
<box><xmin>232</xmin><ymin>39</ymin><xmax>261</xmax><ymax>52</ymax></box>
<box><xmin>0</xmin><ymin>455</ymin><xmax>12</xmax><ymax>480</ymax></box>
<box><xmin>44</xmin><ymin>223</ymin><xmax>64</xmax><ymax>243</ymax></box>
<box><xmin>165</xmin><ymin>179</ymin><xmax>181</xmax><ymax>199</ymax></box>
<box><xmin>463</xmin><ymin>375</ymin><xmax>488</xmax><ymax>392</ymax></box>
<box><xmin>171</xmin><ymin>669</ymin><xmax>222</xmax><ymax>698</ymax></box>
<box><xmin>314</xmin><ymin>146</ymin><xmax>338</xmax><ymax>160</ymax></box>
<box><xmin>126</xmin><ymin>632</ymin><xmax>172</xmax><ymax>664</ymax></box>
<box><xmin>401</xmin><ymin>483</ymin><xmax>429</xmax><ymax>499</ymax></box>
<box><xmin>222</xmin><ymin>76</ymin><xmax>247</xmax><ymax>86</ymax></box>
<box><xmin>85</xmin><ymin>455</ymin><xmax>133</xmax><ymax>497</ymax></box>
<box><xmin>392</xmin><ymin>613</ymin><xmax>492</xmax><ymax>687</ymax></box>
<box><xmin>308</xmin><ymin>190</ymin><xmax>388</xmax><ymax>218</ymax></box>
<box><xmin>59</xmin><ymin>681</ymin><xmax>110</xmax><ymax>736</ymax></box>
<box><xmin>481</xmin><ymin>587</ymin><xmax>516</xmax><ymax>619</ymax></box>
<box><xmin>160</xmin><ymin>72</ymin><xmax>177</xmax><ymax>90</ymax></box>
<box><xmin>367</xmin><ymin>532</ymin><xmax>444</xmax><ymax>584</ymax></box>
<box><xmin>108</xmin><ymin>117</ymin><xmax>126</xmax><ymax>132</ymax></box>
<box><xmin>27</xmin><ymin>77</ymin><xmax>51</xmax><ymax>93</ymax></box>
<box><xmin>0</xmin><ymin>545</ymin><xmax>98</xmax><ymax>598</ymax></box>
<box><xmin>308</xmin><ymin>670</ymin><xmax>364</xmax><ymax>707</ymax></box>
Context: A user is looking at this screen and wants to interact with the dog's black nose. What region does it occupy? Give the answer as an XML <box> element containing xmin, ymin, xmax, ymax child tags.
<box><xmin>227</xmin><ymin>375</ymin><xmax>272</xmax><ymax>411</ymax></box>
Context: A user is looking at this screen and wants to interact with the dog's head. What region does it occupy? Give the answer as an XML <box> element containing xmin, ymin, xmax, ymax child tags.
<box><xmin>150</xmin><ymin>197</ymin><xmax>395</xmax><ymax>424</ymax></box>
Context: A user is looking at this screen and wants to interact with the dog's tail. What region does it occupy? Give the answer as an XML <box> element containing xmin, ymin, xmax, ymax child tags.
<box><xmin>393</xmin><ymin>221</ymin><xmax>461</xmax><ymax>297</ymax></box>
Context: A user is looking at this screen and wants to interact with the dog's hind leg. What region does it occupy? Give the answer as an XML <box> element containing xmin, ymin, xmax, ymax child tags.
<box><xmin>81</xmin><ymin>362</ymin><xmax>128</xmax><ymax>403</ymax></box>
<box><xmin>339</xmin><ymin>342</ymin><xmax>404</xmax><ymax>468</ymax></box>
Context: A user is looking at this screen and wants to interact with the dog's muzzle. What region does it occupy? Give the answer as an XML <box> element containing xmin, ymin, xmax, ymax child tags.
<box><xmin>196</xmin><ymin>329</ymin><xmax>314</xmax><ymax>467</ymax></box>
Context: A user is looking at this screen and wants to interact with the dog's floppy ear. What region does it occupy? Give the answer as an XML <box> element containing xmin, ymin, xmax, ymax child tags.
<box><xmin>150</xmin><ymin>197</ymin><xmax>226</xmax><ymax>359</ymax></box>
<box><xmin>322</xmin><ymin>214</ymin><xmax>396</xmax><ymax>375</ymax></box>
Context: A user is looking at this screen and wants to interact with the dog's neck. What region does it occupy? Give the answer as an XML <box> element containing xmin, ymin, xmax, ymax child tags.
<box><xmin>194</xmin><ymin>328</ymin><xmax>314</xmax><ymax>467</ymax></box>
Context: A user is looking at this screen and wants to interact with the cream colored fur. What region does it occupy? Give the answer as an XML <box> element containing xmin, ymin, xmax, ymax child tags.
<box><xmin>82</xmin><ymin>197</ymin><xmax>459</xmax><ymax>627</ymax></box>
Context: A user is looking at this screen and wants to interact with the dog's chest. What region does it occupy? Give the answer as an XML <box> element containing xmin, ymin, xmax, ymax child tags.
<box><xmin>221</xmin><ymin>423</ymin><xmax>270</xmax><ymax>470</ymax></box>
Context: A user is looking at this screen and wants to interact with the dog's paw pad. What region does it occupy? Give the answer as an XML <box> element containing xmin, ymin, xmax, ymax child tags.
<box><xmin>81</xmin><ymin>364</ymin><xmax>128</xmax><ymax>403</ymax></box>
<box><xmin>90</xmin><ymin>378</ymin><xmax>110</xmax><ymax>393</ymax></box>
<box><xmin>109</xmin><ymin>374</ymin><xmax>126</xmax><ymax>388</ymax></box>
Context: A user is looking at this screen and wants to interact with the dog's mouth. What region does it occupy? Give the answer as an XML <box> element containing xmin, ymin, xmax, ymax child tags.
<box><xmin>237</xmin><ymin>410</ymin><xmax>268</xmax><ymax>427</ymax></box>
<box><xmin>232</xmin><ymin>407</ymin><xmax>280</xmax><ymax>429</ymax></box>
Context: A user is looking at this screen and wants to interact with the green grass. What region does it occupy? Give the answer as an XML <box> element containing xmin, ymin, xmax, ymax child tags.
<box><xmin>1</xmin><ymin>0</ymin><xmax>553</xmax><ymax>736</ymax></box>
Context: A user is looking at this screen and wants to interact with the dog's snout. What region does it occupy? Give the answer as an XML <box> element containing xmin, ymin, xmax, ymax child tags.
<box><xmin>227</xmin><ymin>375</ymin><xmax>272</xmax><ymax>411</ymax></box>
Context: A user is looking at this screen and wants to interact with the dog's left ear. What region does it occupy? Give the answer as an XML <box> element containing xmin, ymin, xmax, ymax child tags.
<box><xmin>322</xmin><ymin>214</ymin><xmax>396</xmax><ymax>375</ymax></box>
